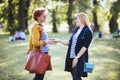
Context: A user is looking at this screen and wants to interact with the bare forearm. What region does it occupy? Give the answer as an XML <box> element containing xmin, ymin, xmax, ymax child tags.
<box><xmin>58</xmin><ymin>40</ymin><xmax>69</xmax><ymax>46</ymax></box>
<box><xmin>76</xmin><ymin>47</ymin><xmax>87</xmax><ymax>58</ymax></box>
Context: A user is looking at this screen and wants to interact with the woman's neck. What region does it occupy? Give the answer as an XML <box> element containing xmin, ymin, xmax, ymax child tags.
<box><xmin>38</xmin><ymin>20</ymin><xmax>43</xmax><ymax>25</ymax></box>
<box><xmin>75</xmin><ymin>24</ymin><xmax>84</xmax><ymax>36</ymax></box>
<box><xmin>78</xmin><ymin>24</ymin><xmax>84</xmax><ymax>30</ymax></box>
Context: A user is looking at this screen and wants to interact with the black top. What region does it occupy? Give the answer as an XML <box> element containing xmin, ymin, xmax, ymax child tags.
<box><xmin>65</xmin><ymin>26</ymin><xmax>93</xmax><ymax>77</ymax></box>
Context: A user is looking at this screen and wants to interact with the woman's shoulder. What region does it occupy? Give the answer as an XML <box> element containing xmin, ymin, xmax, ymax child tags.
<box><xmin>32</xmin><ymin>24</ymin><xmax>42</xmax><ymax>31</ymax></box>
<box><xmin>85</xmin><ymin>26</ymin><xmax>92</xmax><ymax>31</ymax></box>
<box><xmin>84</xmin><ymin>27</ymin><xmax>93</xmax><ymax>35</ymax></box>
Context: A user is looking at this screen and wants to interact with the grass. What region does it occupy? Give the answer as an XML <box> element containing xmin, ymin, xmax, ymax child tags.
<box><xmin>0</xmin><ymin>31</ymin><xmax>120</xmax><ymax>80</ymax></box>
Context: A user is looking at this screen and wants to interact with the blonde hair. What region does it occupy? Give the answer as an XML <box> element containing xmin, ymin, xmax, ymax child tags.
<box><xmin>75</xmin><ymin>13</ymin><xmax>90</xmax><ymax>27</ymax></box>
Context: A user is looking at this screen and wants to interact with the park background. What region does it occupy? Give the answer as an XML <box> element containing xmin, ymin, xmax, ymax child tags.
<box><xmin>0</xmin><ymin>0</ymin><xmax>120</xmax><ymax>80</ymax></box>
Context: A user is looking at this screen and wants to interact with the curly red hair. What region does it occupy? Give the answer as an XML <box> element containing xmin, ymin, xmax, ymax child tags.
<box><xmin>32</xmin><ymin>8</ymin><xmax>47</xmax><ymax>21</ymax></box>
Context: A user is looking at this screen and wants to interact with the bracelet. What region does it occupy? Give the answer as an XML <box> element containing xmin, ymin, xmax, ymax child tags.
<box><xmin>75</xmin><ymin>56</ymin><xmax>79</xmax><ymax>59</ymax></box>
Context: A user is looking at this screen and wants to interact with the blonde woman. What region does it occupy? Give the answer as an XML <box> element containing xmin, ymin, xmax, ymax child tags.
<box><xmin>55</xmin><ymin>13</ymin><xmax>93</xmax><ymax>80</ymax></box>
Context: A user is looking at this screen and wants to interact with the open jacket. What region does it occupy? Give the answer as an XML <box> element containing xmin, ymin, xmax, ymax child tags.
<box><xmin>65</xmin><ymin>26</ymin><xmax>93</xmax><ymax>77</ymax></box>
<box><xmin>28</xmin><ymin>24</ymin><xmax>47</xmax><ymax>51</ymax></box>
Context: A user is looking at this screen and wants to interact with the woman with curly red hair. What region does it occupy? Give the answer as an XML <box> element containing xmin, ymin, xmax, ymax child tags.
<box><xmin>28</xmin><ymin>8</ymin><xmax>56</xmax><ymax>80</ymax></box>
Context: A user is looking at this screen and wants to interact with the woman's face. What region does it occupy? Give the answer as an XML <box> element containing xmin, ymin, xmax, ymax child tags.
<box><xmin>37</xmin><ymin>12</ymin><xmax>46</xmax><ymax>23</ymax></box>
<box><xmin>74</xmin><ymin>16</ymin><xmax>82</xmax><ymax>27</ymax></box>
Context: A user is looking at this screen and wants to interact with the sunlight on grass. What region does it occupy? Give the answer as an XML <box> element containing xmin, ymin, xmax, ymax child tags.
<box><xmin>16</xmin><ymin>70</ymin><xmax>29</xmax><ymax>76</ymax></box>
<box><xmin>0</xmin><ymin>32</ymin><xmax>120</xmax><ymax>80</ymax></box>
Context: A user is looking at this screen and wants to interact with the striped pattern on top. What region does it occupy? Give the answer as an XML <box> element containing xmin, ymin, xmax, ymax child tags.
<box><xmin>70</xmin><ymin>34</ymin><xmax>78</xmax><ymax>58</ymax></box>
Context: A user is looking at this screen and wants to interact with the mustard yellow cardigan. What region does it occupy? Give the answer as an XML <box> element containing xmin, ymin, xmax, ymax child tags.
<box><xmin>28</xmin><ymin>24</ymin><xmax>47</xmax><ymax>51</ymax></box>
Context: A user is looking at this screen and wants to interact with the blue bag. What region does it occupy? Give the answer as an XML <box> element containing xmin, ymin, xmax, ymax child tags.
<box><xmin>84</xmin><ymin>62</ymin><xmax>94</xmax><ymax>73</ymax></box>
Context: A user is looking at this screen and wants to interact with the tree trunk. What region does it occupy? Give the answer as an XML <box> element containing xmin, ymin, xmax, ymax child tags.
<box><xmin>109</xmin><ymin>14</ymin><xmax>118</xmax><ymax>33</ymax></box>
<box><xmin>93</xmin><ymin>0</ymin><xmax>99</xmax><ymax>31</ymax></box>
<box><xmin>109</xmin><ymin>0</ymin><xmax>120</xmax><ymax>33</ymax></box>
<box><xmin>24</xmin><ymin>0</ymin><xmax>31</xmax><ymax>33</ymax></box>
<box><xmin>0</xmin><ymin>0</ymin><xmax>4</xmax><ymax>3</ymax></box>
<box><xmin>52</xmin><ymin>9</ymin><xmax>58</xmax><ymax>33</ymax></box>
<box><xmin>18</xmin><ymin>0</ymin><xmax>30</xmax><ymax>32</ymax></box>
<box><xmin>18</xmin><ymin>0</ymin><xmax>26</xmax><ymax>31</ymax></box>
<box><xmin>67</xmin><ymin>0</ymin><xmax>74</xmax><ymax>33</ymax></box>
<box><xmin>8</xmin><ymin>0</ymin><xmax>14</xmax><ymax>35</ymax></box>
<box><xmin>92</xmin><ymin>10</ymin><xmax>99</xmax><ymax>31</ymax></box>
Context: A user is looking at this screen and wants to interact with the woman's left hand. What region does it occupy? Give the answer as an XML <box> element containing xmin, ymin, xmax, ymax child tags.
<box><xmin>72</xmin><ymin>58</ymin><xmax>78</xmax><ymax>68</ymax></box>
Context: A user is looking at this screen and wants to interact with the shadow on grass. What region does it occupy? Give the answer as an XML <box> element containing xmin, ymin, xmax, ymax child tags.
<box><xmin>88</xmin><ymin>39</ymin><xmax>120</xmax><ymax>80</ymax></box>
<box><xmin>0</xmin><ymin>33</ymin><xmax>120</xmax><ymax>80</ymax></box>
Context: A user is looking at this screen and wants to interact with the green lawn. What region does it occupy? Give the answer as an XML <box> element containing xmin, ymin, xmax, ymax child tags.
<box><xmin>0</xmin><ymin>32</ymin><xmax>120</xmax><ymax>80</ymax></box>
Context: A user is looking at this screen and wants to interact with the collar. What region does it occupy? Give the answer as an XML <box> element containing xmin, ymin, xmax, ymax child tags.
<box><xmin>39</xmin><ymin>24</ymin><xmax>43</xmax><ymax>27</ymax></box>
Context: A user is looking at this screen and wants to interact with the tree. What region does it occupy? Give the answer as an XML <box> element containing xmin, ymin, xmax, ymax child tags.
<box><xmin>47</xmin><ymin>0</ymin><xmax>60</xmax><ymax>33</ymax></box>
<box><xmin>0</xmin><ymin>0</ymin><xmax>4</xmax><ymax>3</ymax></box>
<box><xmin>18</xmin><ymin>0</ymin><xmax>31</xmax><ymax>32</ymax></box>
<box><xmin>76</xmin><ymin>0</ymin><xmax>90</xmax><ymax>12</ymax></box>
<box><xmin>109</xmin><ymin>0</ymin><xmax>120</xmax><ymax>33</ymax></box>
<box><xmin>8</xmin><ymin>0</ymin><xmax>15</xmax><ymax>35</ymax></box>
<box><xmin>24</xmin><ymin>0</ymin><xmax>31</xmax><ymax>33</ymax></box>
<box><xmin>92</xmin><ymin>0</ymin><xmax>99</xmax><ymax>31</ymax></box>
<box><xmin>0</xmin><ymin>0</ymin><xmax>18</xmax><ymax>35</ymax></box>
<box><xmin>51</xmin><ymin>8</ymin><xmax>58</xmax><ymax>33</ymax></box>
<box><xmin>18</xmin><ymin>0</ymin><xmax>25</xmax><ymax>31</ymax></box>
<box><xmin>67</xmin><ymin>0</ymin><xmax>74</xmax><ymax>33</ymax></box>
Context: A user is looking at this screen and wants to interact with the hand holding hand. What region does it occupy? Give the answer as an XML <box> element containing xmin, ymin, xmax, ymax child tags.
<box><xmin>48</xmin><ymin>39</ymin><xmax>57</xmax><ymax>45</ymax></box>
<box><xmin>49</xmin><ymin>38</ymin><xmax>60</xmax><ymax>43</ymax></box>
<box><xmin>49</xmin><ymin>38</ymin><xmax>69</xmax><ymax>46</ymax></box>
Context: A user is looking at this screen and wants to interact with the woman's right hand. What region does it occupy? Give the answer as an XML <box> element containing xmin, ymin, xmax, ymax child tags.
<box><xmin>49</xmin><ymin>38</ymin><xmax>69</xmax><ymax>46</ymax></box>
<box><xmin>48</xmin><ymin>39</ymin><xmax>57</xmax><ymax>45</ymax></box>
<box><xmin>49</xmin><ymin>38</ymin><xmax>60</xmax><ymax>43</ymax></box>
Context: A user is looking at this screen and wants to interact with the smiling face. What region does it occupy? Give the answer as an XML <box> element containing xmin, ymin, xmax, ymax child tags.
<box><xmin>74</xmin><ymin>13</ymin><xmax>90</xmax><ymax>27</ymax></box>
<box><xmin>74</xmin><ymin>15</ymin><xmax>83</xmax><ymax>27</ymax></box>
<box><xmin>37</xmin><ymin>12</ymin><xmax>47</xmax><ymax>23</ymax></box>
<box><xmin>33</xmin><ymin>8</ymin><xmax>48</xmax><ymax>23</ymax></box>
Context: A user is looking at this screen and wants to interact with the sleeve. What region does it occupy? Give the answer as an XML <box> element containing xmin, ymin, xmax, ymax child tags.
<box><xmin>31</xmin><ymin>25</ymin><xmax>40</xmax><ymax>47</ymax></box>
<box><xmin>30</xmin><ymin>25</ymin><xmax>47</xmax><ymax>48</ymax></box>
<box><xmin>28</xmin><ymin>34</ymin><xmax>33</xmax><ymax>50</ymax></box>
<box><xmin>83</xmin><ymin>29</ymin><xmax>93</xmax><ymax>48</ymax></box>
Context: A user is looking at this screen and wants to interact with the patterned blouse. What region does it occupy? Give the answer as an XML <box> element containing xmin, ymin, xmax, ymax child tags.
<box><xmin>40</xmin><ymin>24</ymin><xmax>49</xmax><ymax>53</ymax></box>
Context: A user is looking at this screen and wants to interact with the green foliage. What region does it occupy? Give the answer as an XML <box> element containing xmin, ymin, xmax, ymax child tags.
<box><xmin>7</xmin><ymin>0</ymin><xmax>16</xmax><ymax>35</ymax></box>
<box><xmin>0</xmin><ymin>0</ymin><xmax>31</xmax><ymax>35</ymax></box>
<box><xmin>110</xmin><ymin>0</ymin><xmax>120</xmax><ymax>16</ymax></box>
<box><xmin>0</xmin><ymin>0</ymin><xmax>120</xmax><ymax>34</ymax></box>
<box><xmin>18</xmin><ymin>0</ymin><xmax>31</xmax><ymax>32</ymax></box>
<box><xmin>75</xmin><ymin>0</ymin><xmax>91</xmax><ymax>13</ymax></box>
<box><xmin>0</xmin><ymin>2</ymin><xmax>8</xmax><ymax>22</ymax></box>
<box><xmin>109</xmin><ymin>0</ymin><xmax>120</xmax><ymax>33</ymax></box>
<box><xmin>97</xmin><ymin>5</ymin><xmax>109</xmax><ymax>30</ymax></box>
<box><xmin>67</xmin><ymin>0</ymin><xmax>75</xmax><ymax>32</ymax></box>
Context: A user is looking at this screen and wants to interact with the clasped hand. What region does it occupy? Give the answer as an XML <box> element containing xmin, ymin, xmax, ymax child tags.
<box><xmin>48</xmin><ymin>38</ymin><xmax>60</xmax><ymax>45</ymax></box>
<box><xmin>48</xmin><ymin>39</ymin><xmax>56</xmax><ymax>45</ymax></box>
